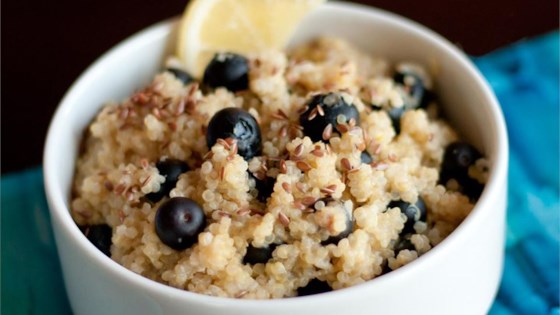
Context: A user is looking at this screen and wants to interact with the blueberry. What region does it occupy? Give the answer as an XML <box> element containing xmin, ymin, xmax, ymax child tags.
<box><xmin>297</xmin><ymin>279</ymin><xmax>332</xmax><ymax>296</ymax></box>
<box><xmin>440</xmin><ymin>142</ymin><xmax>484</xmax><ymax>201</ymax></box>
<box><xmin>206</xmin><ymin>108</ymin><xmax>262</xmax><ymax>160</ymax></box>
<box><xmin>393</xmin><ymin>70</ymin><xmax>429</xmax><ymax>109</ymax></box>
<box><xmin>166</xmin><ymin>68</ymin><xmax>194</xmax><ymax>85</ymax></box>
<box><xmin>146</xmin><ymin>159</ymin><xmax>190</xmax><ymax>203</ymax></box>
<box><xmin>394</xmin><ymin>235</ymin><xmax>415</xmax><ymax>253</ymax></box>
<box><xmin>300</xmin><ymin>93</ymin><xmax>360</xmax><ymax>143</ymax></box>
<box><xmin>80</xmin><ymin>224</ymin><xmax>112</xmax><ymax>256</ymax></box>
<box><xmin>439</xmin><ymin>142</ymin><xmax>481</xmax><ymax>184</ymax></box>
<box><xmin>249</xmin><ymin>172</ymin><xmax>275</xmax><ymax>203</ymax></box>
<box><xmin>387</xmin><ymin>198</ymin><xmax>427</xmax><ymax>234</ymax></box>
<box><xmin>387</xmin><ymin>106</ymin><xmax>405</xmax><ymax>134</ymax></box>
<box><xmin>461</xmin><ymin>177</ymin><xmax>485</xmax><ymax>201</ymax></box>
<box><xmin>155</xmin><ymin>197</ymin><xmax>206</xmax><ymax>250</ymax></box>
<box><xmin>202</xmin><ymin>52</ymin><xmax>249</xmax><ymax>92</ymax></box>
<box><xmin>243</xmin><ymin>243</ymin><xmax>277</xmax><ymax>265</ymax></box>
<box><xmin>361</xmin><ymin>151</ymin><xmax>373</xmax><ymax>164</ymax></box>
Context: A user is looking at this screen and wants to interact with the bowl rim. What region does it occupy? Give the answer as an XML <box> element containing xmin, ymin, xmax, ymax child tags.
<box><xmin>43</xmin><ymin>0</ymin><xmax>509</xmax><ymax>306</ymax></box>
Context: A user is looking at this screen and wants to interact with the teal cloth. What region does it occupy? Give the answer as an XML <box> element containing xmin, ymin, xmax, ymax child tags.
<box><xmin>2</xmin><ymin>32</ymin><xmax>558</xmax><ymax>314</ymax></box>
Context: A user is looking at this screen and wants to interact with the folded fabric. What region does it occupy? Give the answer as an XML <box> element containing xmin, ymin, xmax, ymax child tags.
<box><xmin>1</xmin><ymin>32</ymin><xmax>558</xmax><ymax>315</ymax></box>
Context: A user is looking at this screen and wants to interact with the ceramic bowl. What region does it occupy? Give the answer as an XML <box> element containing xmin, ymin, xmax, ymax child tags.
<box><xmin>43</xmin><ymin>2</ymin><xmax>508</xmax><ymax>314</ymax></box>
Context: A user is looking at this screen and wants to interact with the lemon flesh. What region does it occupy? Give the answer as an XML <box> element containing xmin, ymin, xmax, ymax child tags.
<box><xmin>177</xmin><ymin>0</ymin><xmax>325</xmax><ymax>78</ymax></box>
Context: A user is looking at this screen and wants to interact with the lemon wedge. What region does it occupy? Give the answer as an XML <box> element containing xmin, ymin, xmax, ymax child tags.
<box><xmin>176</xmin><ymin>0</ymin><xmax>325</xmax><ymax>78</ymax></box>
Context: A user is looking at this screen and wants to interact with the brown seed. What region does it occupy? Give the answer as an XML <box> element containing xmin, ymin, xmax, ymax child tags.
<box><xmin>253</xmin><ymin>171</ymin><xmax>266</xmax><ymax>181</ymax></box>
<box><xmin>316</xmin><ymin>105</ymin><xmax>325</xmax><ymax>116</ymax></box>
<box><xmin>168</xmin><ymin>122</ymin><xmax>177</xmax><ymax>131</ymax></box>
<box><xmin>203</xmin><ymin>151</ymin><xmax>213</xmax><ymax>160</ymax></box>
<box><xmin>293</xmin><ymin>200</ymin><xmax>307</xmax><ymax>211</ymax></box>
<box><xmin>279</xmin><ymin>159</ymin><xmax>287</xmax><ymax>174</ymax></box>
<box><xmin>271</xmin><ymin>112</ymin><xmax>287</xmax><ymax>120</ymax></box>
<box><xmin>118</xmin><ymin>210</ymin><xmax>125</xmax><ymax>223</ymax></box>
<box><xmin>307</xmin><ymin>107</ymin><xmax>318</xmax><ymax>121</ymax></box>
<box><xmin>175</xmin><ymin>99</ymin><xmax>186</xmax><ymax>116</ymax></box>
<box><xmin>296</xmin><ymin>161</ymin><xmax>311</xmax><ymax>172</ymax></box>
<box><xmin>282</xmin><ymin>182</ymin><xmax>292</xmax><ymax>193</ymax></box>
<box><xmin>225</xmin><ymin>137</ymin><xmax>236</xmax><ymax>146</ymax></box>
<box><xmin>297</xmin><ymin>105</ymin><xmax>309</xmax><ymax>115</ymax></box>
<box><xmin>235</xmin><ymin>290</ymin><xmax>248</xmax><ymax>299</ymax></box>
<box><xmin>152</xmin><ymin>108</ymin><xmax>162</xmax><ymax>119</ymax></box>
<box><xmin>322</xmin><ymin>123</ymin><xmax>333</xmax><ymax>141</ymax></box>
<box><xmin>188</xmin><ymin>82</ymin><xmax>199</xmax><ymax>95</ymax></box>
<box><xmin>372</xmin><ymin>142</ymin><xmax>382</xmax><ymax>155</ymax></box>
<box><xmin>217</xmin><ymin>210</ymin><xmax>232</xmax><ymax>218</ymax></box>
<box><xmin>216</xmin><ymin>138</ymin><xmax>230</xmax><ymax>149</ymax></box>
<box><xmin>311</xmin><ymin>149</ymin><xmax>324</xmax><ymax>157</ymax></box>
<box><xmin>236</xmin><ymin>208</ymin><xmax>251</xmax><ymax>216</ymax></box>
<box><xmin>160</xmin><ymin>140</ymin><xmax>171</xmax><ymax>150</ymax></box>
<box><xmin>114</xmin><ymin>184</ymin><xmax>126</xmax><ymax>195</ymax></box>
<box><xmin>320</xmin><ymin>184</ymin><xmax>337</xmax><ymax>195</ymax></box>
<box><xmin>279</xmin><ymin>125</ymin><xmax>288</xmax><ymax>137</ymax></box>
<box><xmin>278</xmin><ymin>212</ymin><xmax>290</xmax><ymax>227</ymax></box>
<box><xmin>341</xmin><ymin>158</ymin><xmax>352</xmax><ymax>171</ymax></box>
<box><xmin>104</xmin><ymin>181</ymin><xmax>114</xmax><ymax>191</ymax></box>
<box><xmin>295</xmin><ymin>182</ymin><xmax>306</xmax><ymax>192</ymax></box>
<box><xmin>337</xmin><ymin>123</ymin><xmax>349</xmax><ymax>133</ymax></box>
<box><xmin>289</xmin><ymin>124</ymin><xmax>303</xmax><ymax>138</ymax></box>
<box><xmin>302</xmin><ymin>196</ymin><xmax>317</xmax><ymax>206</ymax></box>
<box><xmin>140</xmin><ymin>175</ymin><xmax>152</xmax><ymax>187</ymax></box>
<box><xmin>250</xmin><ymin>208</ymin><xmax>264</xmax><ymax>216</ymax></box>
<box><xmin>278</xmin><ymin>109</ymin><xmax>289</xmax><ymax>119</ymax></box>
<box><xmin>140</xmin><ymin>158</ymin><xmax>149</xmax><ymax>169</ymax></box>
<box><xmin>294</xmin><ymin>143</ymin><xmax>304</xmax><ymax>157</ymax></box>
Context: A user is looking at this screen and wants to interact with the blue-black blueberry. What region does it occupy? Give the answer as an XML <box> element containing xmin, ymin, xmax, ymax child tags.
<box><xmin>206</xmin><ymin>107</ymin><xmax>262</xmax><ymax>160</ymax></box>
<box><xmin>155</xmin><ymin>197</ymin><xmax>206</xmax><ymax>250</ymax></box>
<box><xmin>202</xmin><ymin>52</ymin><xmax>249</xmax><ymax>92</ymax></box>
<box><xmin>300</xmin><ymin>92</ymin><xmax>360</xmax><ymax>143</ymax></box>
<box><xmin>146</xmin><ymin>159</ymin><xmax>190</xmax><ymax>203</ymax></box>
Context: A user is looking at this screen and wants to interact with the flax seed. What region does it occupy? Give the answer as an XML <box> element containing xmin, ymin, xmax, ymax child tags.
<box><xmin>296</xmin><ymin>161</ymin><xmax>311</xmax><ymax>172</ymax></box>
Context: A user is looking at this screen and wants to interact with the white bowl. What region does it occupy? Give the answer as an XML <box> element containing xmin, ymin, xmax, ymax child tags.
<box><xmin>43</xmin><ymin>2</ymin><xmax>508</xmax><ymax>314</ymax></box>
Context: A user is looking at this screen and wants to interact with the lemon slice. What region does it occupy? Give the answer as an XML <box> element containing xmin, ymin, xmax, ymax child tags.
<box><xmin>177</xmin><ymin>0</ymin><xmax>325</xmax><ymax>78</ymax></box>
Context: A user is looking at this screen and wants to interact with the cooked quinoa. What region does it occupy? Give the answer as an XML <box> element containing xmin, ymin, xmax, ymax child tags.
<box><xmin>71</xmin><ymin>37</ymin><xmax>487</xmax><ymax>299</ymax></box>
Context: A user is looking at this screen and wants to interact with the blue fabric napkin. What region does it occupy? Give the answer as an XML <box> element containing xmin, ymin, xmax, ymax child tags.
<box><xmin>474</xmin><ymin>32</ymin><xmax>560</xmax><ymax>315</ymax></box>
<box><xmin>1</xmin><ymin>32</ymin><xmax>558</xmax><ymax>315</ymax></box>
